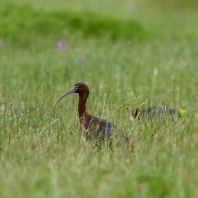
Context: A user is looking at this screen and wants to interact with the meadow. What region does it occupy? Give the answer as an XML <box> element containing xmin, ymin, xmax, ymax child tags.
<box><xmin>0</xmin><ymin>0</ymin><xmax>198</xmax><ymax>197</ymax></box>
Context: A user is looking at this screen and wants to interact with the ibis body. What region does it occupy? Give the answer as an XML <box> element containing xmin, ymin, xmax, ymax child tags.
<box><xmin>53</xmin><ymin>82</ymin><xmax>130</xmax><ymax>146</ymax></box>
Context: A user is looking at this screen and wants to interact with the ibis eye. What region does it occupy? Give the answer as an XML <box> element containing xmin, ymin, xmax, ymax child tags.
<box><xmin>74</xmin><ymin>85</ymin><xmax>79</xmax><ymax>90</ymax></box>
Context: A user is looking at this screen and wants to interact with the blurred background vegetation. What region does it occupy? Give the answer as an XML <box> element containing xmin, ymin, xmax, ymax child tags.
<box><xmin>0</xmin><ymin>0</ymin><xmax>198</xmax><ymax>46</ymax></box>
<box><xmin>1</xmin><ymin>1</ymin><xmax>198</xmax><ymax>198</ymax></box>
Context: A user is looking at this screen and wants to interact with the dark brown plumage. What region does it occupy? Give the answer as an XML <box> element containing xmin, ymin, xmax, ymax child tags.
<box><xmin>53</xmin><ymin>82</ymin><xmax>130</xmax><ymax>147</ymax></box>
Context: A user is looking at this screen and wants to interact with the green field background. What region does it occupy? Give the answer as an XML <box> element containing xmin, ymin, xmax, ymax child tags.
<box><xmin>0</xmin><ymin>0</ymin><xmax>198</xmax><ymax>197</ymax></box>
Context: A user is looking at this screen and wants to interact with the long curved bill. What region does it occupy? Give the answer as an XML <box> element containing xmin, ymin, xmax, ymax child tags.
<box><xmin>53</xmin><ymin>86</ymin><xmax>77</xmax><ymax>107</ymax></box>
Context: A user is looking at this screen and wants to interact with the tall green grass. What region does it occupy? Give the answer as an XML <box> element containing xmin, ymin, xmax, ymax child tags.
<box><xmin>1</xmin><ymin>0</ymin><xmax>198</xmax><ymax>198</ymax></box>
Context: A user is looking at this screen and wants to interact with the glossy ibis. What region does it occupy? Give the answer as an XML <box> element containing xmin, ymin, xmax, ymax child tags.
<box><xmin>131</xmin><ymin>105</ymin><xmax>184</xmax><ymax>121</ymax></box>
<box><xmin>53</xmin><ymin>82</ymin><xmax>130</xmax><ymax>147</ymax></box>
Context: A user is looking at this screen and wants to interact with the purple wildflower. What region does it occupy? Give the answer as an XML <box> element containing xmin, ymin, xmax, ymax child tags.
<box><xmin>78</xmin><ymin>56</ymin><xmax>85</xmax><ymax>66</ymax></box>
<box><xmin>58</xmin><ymin>39</ymin><xmax>67</xmax><ymax>51</ymax></box>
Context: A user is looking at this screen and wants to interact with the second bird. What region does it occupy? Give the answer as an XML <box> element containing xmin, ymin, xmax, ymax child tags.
<box><xmin>131</xmin><ymin>105</ymin><xmax>182</xmax><ymax>121</ymax></box>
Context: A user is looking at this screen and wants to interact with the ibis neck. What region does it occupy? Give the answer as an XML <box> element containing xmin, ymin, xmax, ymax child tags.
<box><xmin>78</xmin><ymin>93</ymin><xmax>88</xmax><ymax>118</ymax></box>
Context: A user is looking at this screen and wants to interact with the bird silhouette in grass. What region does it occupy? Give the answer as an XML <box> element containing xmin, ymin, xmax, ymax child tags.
<box><xmin>131</xmin><ymin>105</ymin><xmax>185</xmax><ymax>122</ymax></box>
<box><xmin>53</xmin><ymin>82</ymin><xmax>131</xmax><ymax>148</ymax></box>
